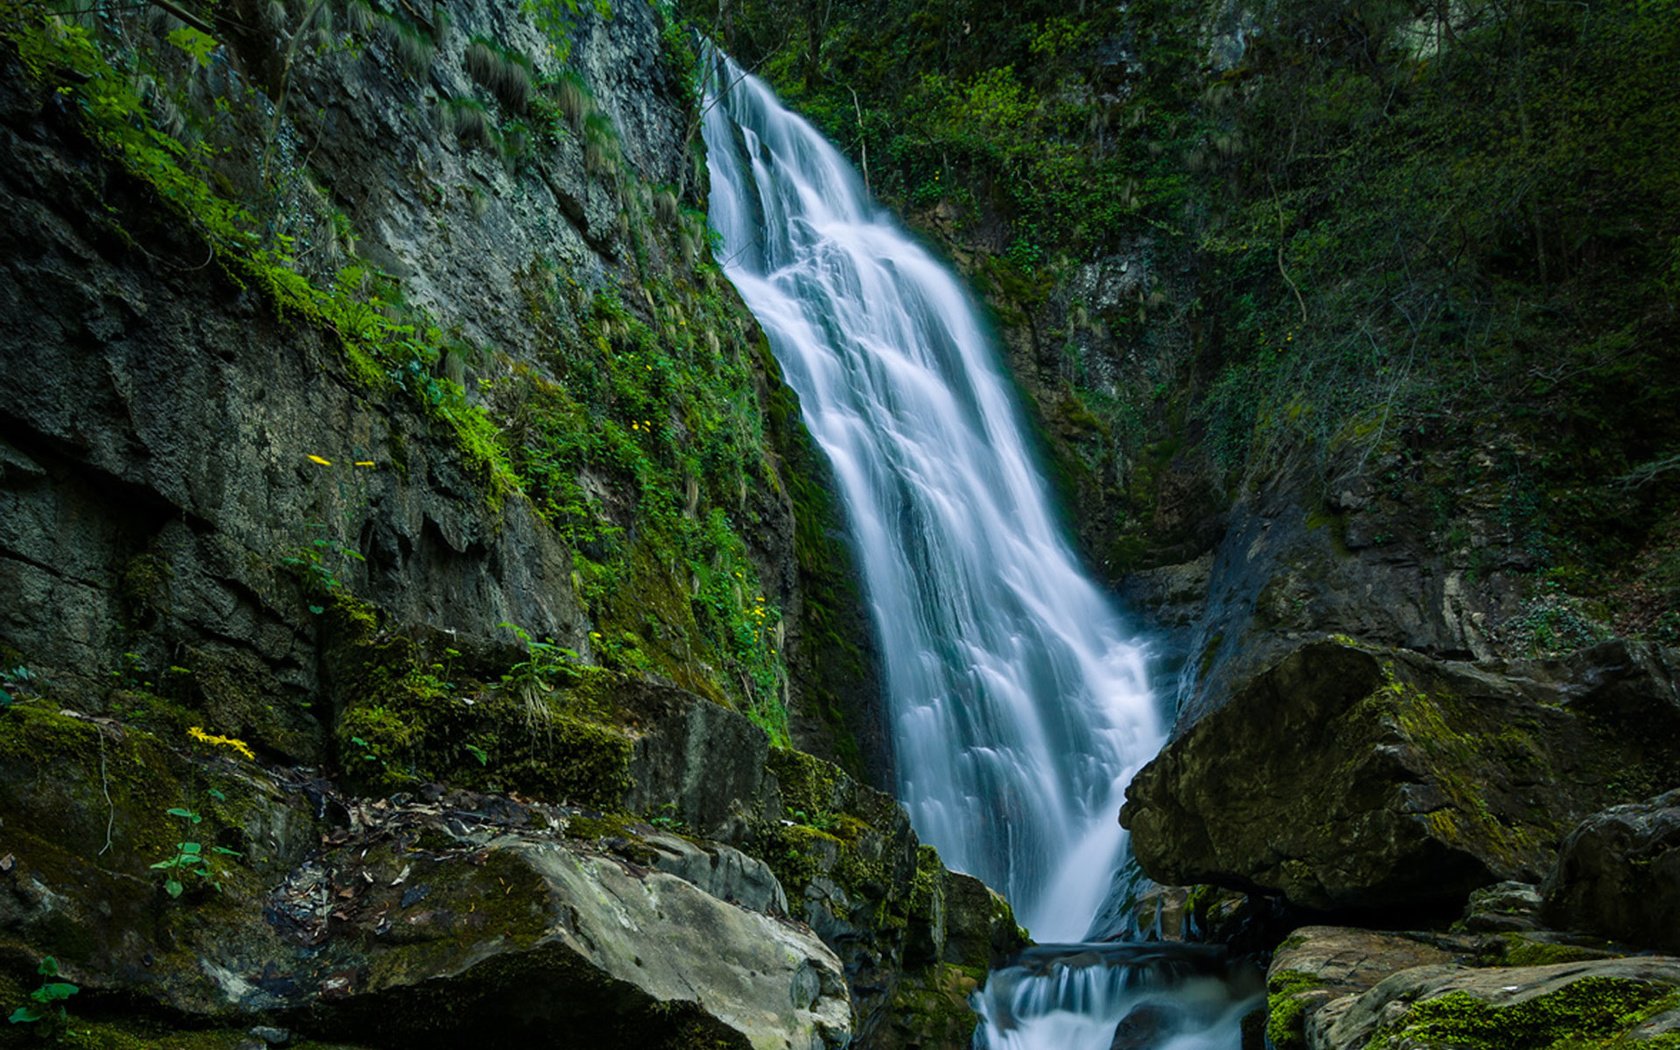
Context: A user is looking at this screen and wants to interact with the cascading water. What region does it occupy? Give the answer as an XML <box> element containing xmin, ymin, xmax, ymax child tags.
<box><xmin>702</xmin><ymin>54</ymin><xmax>1258</xmax><ymax>1048</ymax></box>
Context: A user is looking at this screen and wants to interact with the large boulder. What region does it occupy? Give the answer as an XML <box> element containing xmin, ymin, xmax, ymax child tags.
<box><xmin>1121</xmin><ymin>639</ymin><xmax>1680</xmax><ymax>911</ymax></box>
<box><xmin>1543</xmin><ymin>790</ymin><xmax>1680</xmax><ymax>952</ymax></box>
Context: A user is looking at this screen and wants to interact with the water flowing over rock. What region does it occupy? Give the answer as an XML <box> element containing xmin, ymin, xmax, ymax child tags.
<box><xmin>701</xmin><ymin>50</ymin><xmax>1260</xmax><ymax>1049</ymax></box>
<box><xmin>701</xmin><ymin>48</ymin><xmax>1160</xmax><ymax>946</ymax></box>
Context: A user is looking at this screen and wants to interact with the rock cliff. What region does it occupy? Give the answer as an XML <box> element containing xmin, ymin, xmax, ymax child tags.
<box><xmin>0</xmin><ymin>0</ymin><xmax>1005</xmax><ymax>1045</ymax></box>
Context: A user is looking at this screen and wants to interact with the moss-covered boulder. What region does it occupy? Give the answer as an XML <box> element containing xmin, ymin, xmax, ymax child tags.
<box><xmin>1544</xmin><ymin>790</ymin><xmax>1680</xmax><ymax>953</ymax></box>
<box><xmin>747</xmin><ymin>747</ymin><xmax>1026</xmax><ymax>1046</ymax></box>
<box><xmin>1121</xmin><ymin>639</ymin><xmax>1680</xmax><ymax>912</ymax></box>
<box><xmin>1317</xmin><ymin>958</ymin><xmax>1680</xmax><ymax>1050</ymax></box>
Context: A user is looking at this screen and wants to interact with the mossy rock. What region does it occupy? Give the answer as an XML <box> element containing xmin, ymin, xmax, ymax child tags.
<box><xmin>1362</xmin><ymin>974</ymin><xmax>1680</xmax><ymax>1050</ymax></box>
<box><xmin>322</xmin><ymin>597</ymin><xmax>633</xmax><ymax>809</ymax></box>
<box><xmin>868</xmin><ymin>963</ymin><xmax>986</xmax><ymax>1050</ymax></box>
<box><xmin>1121</xmin><ymin>639</ymin><xmax>1680</xmax><ymax>912</ymax></box>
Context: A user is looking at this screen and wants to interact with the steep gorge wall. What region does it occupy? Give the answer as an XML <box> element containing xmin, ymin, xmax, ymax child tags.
<box><xmin>0</xmin><ymin>0</ymin><xmax>990</xmax><ymax>1045</ymax></box>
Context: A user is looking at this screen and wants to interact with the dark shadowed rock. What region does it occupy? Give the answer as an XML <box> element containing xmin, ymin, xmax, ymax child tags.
<box><xmin>1121</xmin><ymin>639</ymin><xmax>1680</xmax><ymax>911</ymax></box>
<box><xmin>1543</xmin><ymin>789</ymin><xmax>1680</xmax><ymax>952</ymax></box>
<box><xmin>1109</xmin><ymin>1003</ymin><xmax>1173</xmax><ymax>1049</ymax></box>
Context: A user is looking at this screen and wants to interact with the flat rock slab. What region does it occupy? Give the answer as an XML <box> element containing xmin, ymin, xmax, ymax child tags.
<box><xmin>1315</xmin><ymin>957</ymin><xmax>1680</xmax><ymax>1050</ymax></box>
<box><xmin>1266</xmin><ymin>925</ymin><xmax>1477</xmax><ymax>1049</ymax></box>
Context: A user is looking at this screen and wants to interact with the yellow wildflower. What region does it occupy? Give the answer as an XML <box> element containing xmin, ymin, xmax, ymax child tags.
<box><xmin>188</xmin><ymin>725</ymin><xmax>255</xmax><ymax>761</ymax></box>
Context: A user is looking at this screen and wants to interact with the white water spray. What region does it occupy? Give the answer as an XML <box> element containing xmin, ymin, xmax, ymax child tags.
<box><xmin>701</xmin><ymin>54</ymin><xmax>1255</xmax><ymax>1047</ymax></box>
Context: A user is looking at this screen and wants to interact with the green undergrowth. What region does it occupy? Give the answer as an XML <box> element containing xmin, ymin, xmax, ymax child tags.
<box><xmin>690</xmin><ymin>0</ymin><xmax>1680</xmax><ymax>618</ymax></box>
<box><xmin>324</xmin><ymin>597</ymin><xmax>633</xmax><ymax>807</ymax></box>
<box><xmin>503</xmin><ymin>278</ymin><xmax>791</xmax><ymax>737</ymax></box>
<box><xmin>1366</xmin><ymin>979</ymin><xmax>1680</xmax><ymax>1050</ymax></box>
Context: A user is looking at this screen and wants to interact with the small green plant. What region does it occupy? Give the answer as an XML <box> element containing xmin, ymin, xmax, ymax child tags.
<box><xmin>0</xmin><ymin>665</ymin><xmax>34</xmax><ymax>708</ymax></box>
<box><xmin>282</xmin><ymin>525</ymin><xmax>367</xmax><ymax>610</ymax></box>
<box><xmin>150</xmin><ymin>808</ymin><xmax>239</xmax><ymax>898</ymax></box>
<box><xmin>497</xmin><ymin>622</ymin><xmax>585</xmax><ymax>704</ymax></box>
<box><xmin>9</xmin><ymin>956</ymin><xmax>78</xmax><ymax>1032</ymax></box>
<box><xmin>788</xmin><ymin>807</ymin><xmax>839</xmax><ymax>832</ymax></box>
<box><xmin>647</xmin><ymin>801</ymin><xmax>687</xmax><ymax>831</ymax></box>
<box><xmin>348</xmin><ymin>735</ymin><xmax>389</xmax><ymax>770</ymax></box>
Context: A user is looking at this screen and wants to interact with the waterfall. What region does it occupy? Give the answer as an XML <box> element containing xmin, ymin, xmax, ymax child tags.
<box><xmin>701</xmin><ymin>54</ymin><xmax>1257</xmax><ymax>1048</ymax></box>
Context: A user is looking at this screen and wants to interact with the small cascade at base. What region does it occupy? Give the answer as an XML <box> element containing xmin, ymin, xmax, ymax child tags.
<box><xmin>973</xmin><ymin>945</ymin><xmax>1262</xmax><ymax>1049</ymax></box>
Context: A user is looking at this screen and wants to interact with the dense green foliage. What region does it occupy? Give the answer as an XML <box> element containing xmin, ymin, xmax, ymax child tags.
<box><xmin>687</xmin><ymin>0</ymin><xmax>1680</xmax><ymax>641</ymax></box>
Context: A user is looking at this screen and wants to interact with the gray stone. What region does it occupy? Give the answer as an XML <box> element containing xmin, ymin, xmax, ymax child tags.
<box><xmin>644</xmin><ymin>831</ymin><xmax>789</xmax><ymax>917</ymax></box>
<box><xmin>1266</xmin><ymin>925</ymin><xmax>1473</xmax><ymax>1048</ymax></box>
<box><xmin>1544</xmin><ymin>790</ymin><xmax>1680</xmax><ymax>952</ymax></box>
<box><xmin>623</xmin><ymin>681</ymin><xmax>770</xmax><ymax>838</ymax></box>
<box><xmin>1464</xmin><ymin>880</ymin><xmax>1544</xmax><ymax>933</ymax></box>
<box><xmin>1316</xmin><ymin>958</ymin><xmax>1680</xmax><ymax>1050</ymax></box>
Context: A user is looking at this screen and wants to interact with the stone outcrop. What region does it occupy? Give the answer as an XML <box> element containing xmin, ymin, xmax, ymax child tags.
<box><xmin>1263</xmin><ymin>926</ymin><xmax>1470</xmax><ymax>1049</ymax></box>
<box><xmin>1544</xmin><ymin>790</ymin><xmax>1680</xmax><ymax>953</ymax></box>
<box><xmin>0</xmin><ymin>679</ymin><xmax>1024</xmax><ymax>1048</ymax></box>
<box><xmin>1266</xmin><ymin>924</ymin><xmax>1680</xmax><ymax>1050</ymax></box>
<box><xmin>1120</xmin><ymin>638</ymin><xmax>1680</xmax><ymax>912</ymax></box>
<box><xmin>0</xmin><ymin>0</ymin><xmax>988</xmax><ymax>1042</ymax></box>
<box><xmin>0</xmin><ymin>701</ymin><xmax>847</xmax><ymax>1048</ymax></box>
<box><xmin>1316</xmin><ymin>957</ymin><xmax>1680</xmax><ymax>1050</ymax></box>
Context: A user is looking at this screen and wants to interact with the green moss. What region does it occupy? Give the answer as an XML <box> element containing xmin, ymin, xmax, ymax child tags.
<box><xmin>1265</xmin><ymin>969</ymin><xmax>1323</xmax><ymax>1050</ymax></box>
<box><xmin>1368</xmin><ymin>979</ymin><xmax>1679</xmax><ymax>1050</ymax></box>
<box><xmin>768</xmin><ymin>746</ymin><xmax>846</xmax><ymax>819</ymax></box>
<box><xmin>881</xmin><ymin>963</ymin><xmax>985</xmax><ymax>1047</ymax></box>
<box><xmin>564</xmin><ymin>812</ymin><xmax>642</xmax><ymax>841</ymax></box>
<box><xmin>1501</xmin><ymin>934</ymin><xmax>1615</xmax><ymax>968</ymax></box>
<box><xmin>1196</xmin><ymin>633</ymin><xmax>1224</xmax><ymax>681</ymax></box>
<box><xmin>1364</xmin><ymin>659</ymin><xmax>1550</xmax><ymax>871</ymax></box>
<box><xmin>326</xmin><ymin>605</ymin><xmax>634</xmax><ymax>809</ymax></box>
